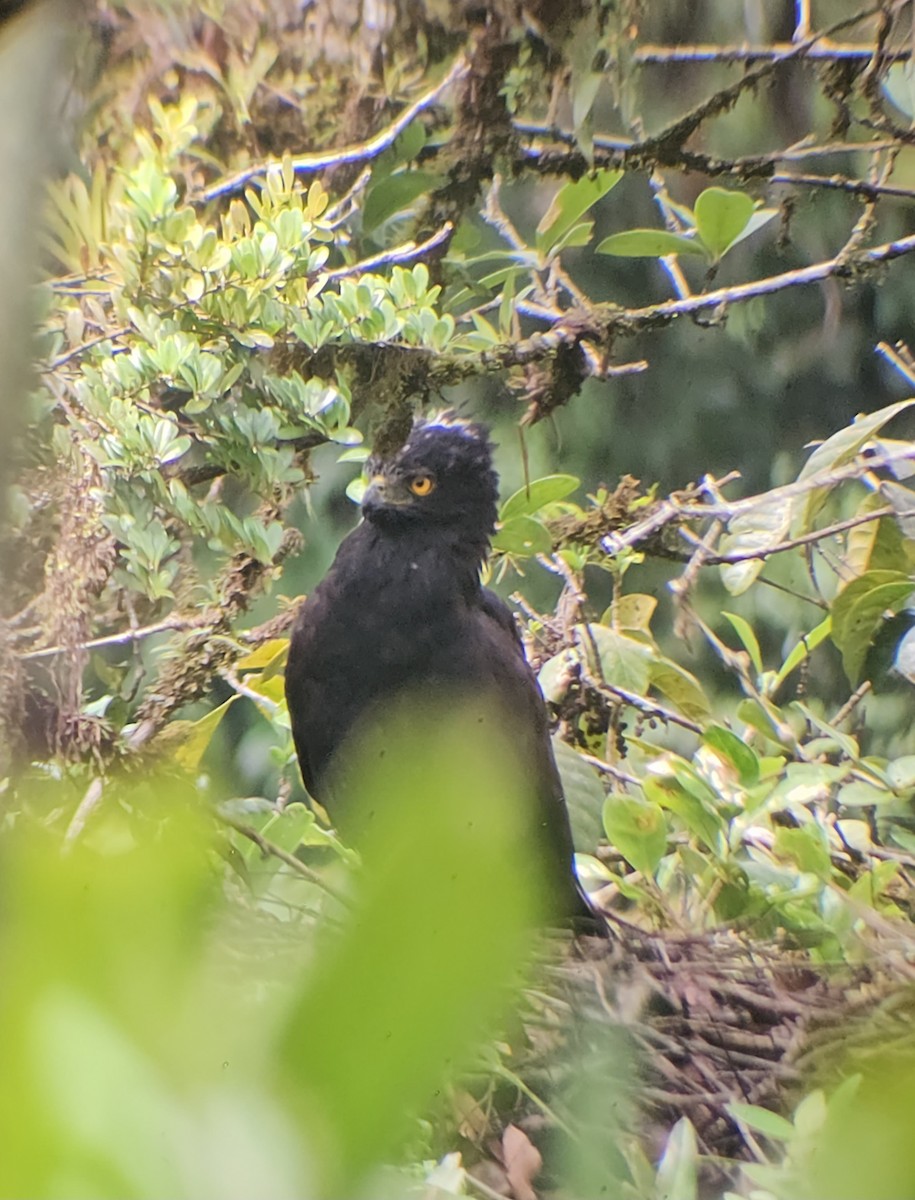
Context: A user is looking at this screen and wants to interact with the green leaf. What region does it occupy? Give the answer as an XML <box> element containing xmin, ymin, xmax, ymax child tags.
<box><xmin>773</xmin><ymin>825</ymin><xmax>832</xmax><ymax>879</ymax></box>
<box><xmin>576</xmin><ymin>624</ymin><xmax>653</xmax><ymax>693</ymax></box>
<box><xmin>726</xmin><ymin>1102</ymin><xmax>796</xmax><ymax>1142</ymax></box>
<box><xmin>721</xmin><ymin>611</ymin><xmax>765</xmax><ymax>676</ymax></box>
<box><xmin>719</xmin><ymin>494</ymin><xmax>793</xmax><ymax>595</ymax></box>
<box><xmin>655</xmin><ymin>1117</ymin><xmax>698</xmax><ymax>1200</ymax></box>
<box><xmin>275</xmin><ymin>705</ymin><xmax>539</xmax><ymax>1196</ymax></box>
<box><xmin>648</xmin><ymin>659</ymin><xmax>711</xmax><ymax>721</ymax></box>
<box><xmin>795</xmin><ymin>399</ymin><xmax>915</xmax><ymax>531</ymax></box>
<box><xmin>831</xmin><ymin>569</ymin><xmax>914</xmax><ymax>684</ymax></box>
<box><xmin>596</xmin><ymin>229</ymin><xmax>707</xmax><ymax>258</ymax></box>
<box><xmin>887</xmin><ymin>755</ymin><xmax>915</xmax><ymax>791</ymax></box>
<box><xmin>703</xmin><ymin>724</ymin><xmax>760</xmax><ymax>785</ymax></box>
<box><xmin>362</xmin><ymin>171</ymin><xmax>442</xmax><ymax>234</ymax></box>
<box><xmin>491</xmin><ymin>516</ymin><xmax>553</xmax><ymax>557</ymax></box>
<box><xmin>774</xmin><ymin>616</ymin><xmax>833</xmax><ymax>688</ymax></box>
<box><xmin>500</xmin><ymin>474</ymin><xmax>579</xmax><ymax>520</ymax></box>
<box><xmin>643</xmin><ymin>776</ymin><xmax>722</xmax><ymax>853</ymax></box>
<box><xmin>602</xmin><ymin>795</ymin><xmax>667</xmax><ymax>876</ymax></box>
<box><xmin>725</xmin><ymin>206</ymin><xmax>779</xmax><ymax>251</ymax></box>
<box><xmin>883</xmin><ymin>61</ymin><xmax>915</xmax><ymax>122</ymax></box>
<box><xmin>611</xmin><ymin>593</ymin><xmax>657</xmax><ymax>632</ymax></box>
<box><xmin>235</xmin><ymin>638</ymin><xmax>289</xmax><ymax>674</ymax></box>
<box><xmin>838</xmin><ymin>780</ymin><xmax>892</xmax><ymax>807</ymax></box>
<box><xmin>535</xmin><ymin>169</ymin><xmax>622</xmax><ymax>255</ymax></box>
<box><xmin>693</xmin><ymin>187</ymin><xmax>755</xmax><ymax>260</ymax></box>
<box><xmin>171</xmin><ymin>697</ymin><xmax>238</xmax><ymax>771</ymax></box>
<box><xmin>552</xmin><ymin>738</ymin><xmax>605</xmax><ymax>850</ymax></box>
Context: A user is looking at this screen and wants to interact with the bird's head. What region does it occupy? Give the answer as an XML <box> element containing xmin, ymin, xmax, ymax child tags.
<box><xmin>361</xmin><ymin>416</ymin><xmax>499</xmax><ymax>549</ymax></box>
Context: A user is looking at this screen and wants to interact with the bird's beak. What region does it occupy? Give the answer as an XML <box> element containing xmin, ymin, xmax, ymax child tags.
<box><xmin>362</xmin><ymin>473</ymin><xmax>412</xmax><ymax>512</ymax></box>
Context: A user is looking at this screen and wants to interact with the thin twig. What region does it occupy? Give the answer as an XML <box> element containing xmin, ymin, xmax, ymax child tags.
<box><xmin>832</xmin><ymin>681</ymin><xmax>872</xmax><ymax>727</ymax></box>
<box><xmin>317</xmin><ymin>221</ymin><xmax>453</xmax><ymax>282</ymax></box>
<box><xmin>220</xmin><ymin>815</ymin><xmax>352</xmax><ymax>907</ymax></box>
<box><xmin>876</xmin><ymin>339</ymin><xmax>915</xmax><ymax>387</ymax></box>
<box><xmin>198</xmin><ymin>57</ymin><xmax>470</xmax><ymax>202</ymax></box>
<box><xmin>597</xmin><ymin>680</ymin><xmax>703</xmax><ymax>735</ymax></box>
<box><xmin>771</xmin><ymin>171</ymin><xmax>915</xmax><ymax>201</ymax></box>
<box><xmin>683</xmin><ymin>505</ymin><xmax>904</xmax><ymax>565</ymax></box>
<box><xmin>632</xmin><ymin>40</ymin><xmax>902</xmax><ymax>67</ymax></box>
<box><xmin>18</xmin><ymin>617</ymin><xmax>200</xmax><ymax>659</ymax></box>
<box><xmin>62</xmin><ymin>778</ymin><xmax>105</xmax><ymax>848</ymax></box>
<box><xmin>47</xmin><ymin>326</ymin><xmax>130</xmax><ymax>370</ymax></box>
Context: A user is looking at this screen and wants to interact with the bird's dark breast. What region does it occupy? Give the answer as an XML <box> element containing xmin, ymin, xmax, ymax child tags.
<box><xmin>284</xmin><ymin>519</ymin><xmax>588</xmax><ymax>922</ymax></box>
<box><xmin>286</xmin><ymin>526</ymin><xmax>501</xmax><ymax>805</ymax></box>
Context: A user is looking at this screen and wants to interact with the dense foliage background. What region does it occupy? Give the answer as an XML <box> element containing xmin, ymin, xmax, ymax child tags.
<box><xmin>5</xmin><ymin>0</ymin><xmax>915</xmax><ymax>1196</ymax></box>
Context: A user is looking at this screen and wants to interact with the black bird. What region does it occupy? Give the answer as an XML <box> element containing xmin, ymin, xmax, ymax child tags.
<box><xmin>284</xmin><ymin>415</ymin><xmax>594</xmax><ymax>923</ymax></box>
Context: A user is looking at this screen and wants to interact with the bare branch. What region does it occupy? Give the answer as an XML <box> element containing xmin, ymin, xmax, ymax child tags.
<box><xmin>18</xmin><ymin>617</ymin><xmax>199</xmax><ymax>660</ymax></box>
<box><xmin>446</xmin><ymin>229</ymin><xmax>915</xmax><ymax>385</ymax></box>
<box><xmin>197</xmin><ymin>57</ymin><xmax>470</xmax><ymax>202</ymax></box>
<box><xmin>596</xmin><ymin>679</ymin><xmax>703</xmax><ymax>735</ymax></box>
<box><xmin>219</xmin><ymin>815</ymin><xmax>352</xmax><ymax>908</ymax></box>
<box><xmin>47</xmin><ymin>326</ymin><xmax>130</xmax><ymax>371</ymax></box>
<box><xmin>633</xmin><ymin>40</ymin><xmax>907</xmax><ymax>66</ymax></box>
<box><xmin>770</xmin><ymin>171</ymin><xmax>915</xmax><ymax>202</ymax></box>
<box><xmin>317</xmin><ymin>221</ymin><xmax>454</xmax><ymax>283</ymax></box>
<box><xmin>683</xmin><ymin>505</ymin><xmax>906</xmax><ymax>565</ymax></box>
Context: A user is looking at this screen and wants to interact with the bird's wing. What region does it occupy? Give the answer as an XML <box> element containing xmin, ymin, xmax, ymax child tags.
<box><xmin>479</xmin><ymin>587</ymin><xmax>526</xmax><ymax>655</ymax></box>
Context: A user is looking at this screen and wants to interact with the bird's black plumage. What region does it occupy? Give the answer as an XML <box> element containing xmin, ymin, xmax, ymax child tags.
<box><xmin>284</xmin><ymin>416</ymin><xmax>591</xmax><ymax>921</ymax></box>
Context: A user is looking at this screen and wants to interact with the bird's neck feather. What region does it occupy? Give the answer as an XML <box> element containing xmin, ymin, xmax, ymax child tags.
<box><xmin>358</xmin><ymin>521</ymin><xmax>487</xmax><ymax>602</ymax></box>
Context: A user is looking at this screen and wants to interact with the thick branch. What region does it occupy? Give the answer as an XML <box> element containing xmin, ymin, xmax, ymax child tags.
<box><xmin>432</xmin><ymin>230</ymin><xmax>915</xmax><ymax>384</ymax></box>
<box><xmin>197</xmin><ymin>58</ymin><xmax>469</xmax><ymax>202</ymax></box>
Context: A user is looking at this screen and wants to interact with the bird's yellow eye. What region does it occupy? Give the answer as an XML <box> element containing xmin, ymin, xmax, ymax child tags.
<box><xmin>409</xmin><ymin>474</ymin><xmax>436</xmax><ymax>496</ymax></box>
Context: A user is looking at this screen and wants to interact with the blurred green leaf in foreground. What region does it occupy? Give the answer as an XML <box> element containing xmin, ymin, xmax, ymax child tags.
<box><xmin>0</xmin><ymin>703</ymin><xmax>539</xmax><ymax>1199</ymax></box>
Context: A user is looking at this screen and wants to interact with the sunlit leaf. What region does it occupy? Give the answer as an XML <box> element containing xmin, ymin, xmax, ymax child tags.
<box><xmin>500</xmin><ymin>474</ymin><xmax>579</xmax><ymax>521</ymax></box>
<box><xmin>536</xmin><ymin>169</ymin><xmax>622</xmax><ymax>256</ymax></box>
<box><xmin>719</xmin><ymin>495</ymin><xmax>793</xmax><ymax>595</ymax></box>
<box><xmin>596</xmin><ymin>229</ymin><xmax>707</xmax><ymax>258</ymax></box>
<box><xmin>576</xmin><ymin>624</ymin><xmax>653</xmax><ymax>693</ymax></box>
<box><xmin>693</xmin><ymin>187</ymin><xmax>754</xmax><ymax>259</ymax></box>
<box><xmin>602</xmin><ymin>794</ymin><xmax>667</xmax><ymax>876</ymax></box>
<box><xmin>492</xmin><ymin>515</ymin><xmax>553</xmax><ymax>556</ymax></box>
<box><xmin>795</xmin><ymin>399</ymin><xmax>915</xmax><ymax>531</ymax></box>
<box><xmin>171</xmin><ymin>696</ymin><xmax>238</xmax><ymax>771</ymax></box>
<box><xmin>722</xmin><ymin>611</ymin><xmax>765</xmax><ymax>676</ymax></box>
<box><xmin>831</xmin><ymin>569</ymin><xmax>914</xmax><ymax>684</ymax></box>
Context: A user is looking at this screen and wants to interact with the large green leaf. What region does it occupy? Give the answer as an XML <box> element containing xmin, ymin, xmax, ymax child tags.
<box><xmin>500</xmin><ymin>473</ymin><xmax>579</xmax><ymax>521</ymax></box>
<box><xmin>831</xmin><ymin>569</ymin><xmax>914</xmax><ymax>683</ymax></box>
<box><xmin>362</xmin><ymin>170</ymin><xmax>442</xmax><ymax>234</ymax></box>
<box><xmin>536</xmin><ymin>168</ymin><xmax>622</xmax><ymax>256</ymax></box>
<box><xmin>703</xmin><ymin>724</ymin><xmax>760</xmax><ymax>785</ymax></box>
<box><xmin>275</xmin><ymin>704</ymin><xmax>538</xmax><ymax>1196</ymax></box>
<box><xmin>693</xmin><ymin>187</ymin><xmax>754</xmax><ymax>260</ymax></box>
<box><xmin>794</xmin><ymin>399</ymin><xmax>915</xmax><ymax>531</ymax></box>
<box><xmin>576</xmin><ymin>624</ymin><xmax>653</xmax><ymax>693</ymax></box>
<box><xmin>552</xmin><ymin>737</ymin><xmax>605</xmax><ymax>850</ymax></box>
<box><xmin>596</xmin><ymin>229</ymin><xmax>706</xmax><ymax>258</ymax></box>
<box><xmin>602</xmin><ymin>794</ymin><xmax>667</xmax><ymax>876</ymax></box>
<box><xmin>719</xmin><ymin>494</ymin><xmax>793</xmax><ymax>595</ymax></box>
<box><xmin>491</xmin><ymin>515</ymin><xmax>553</xmax><ymax>557</ymax></box>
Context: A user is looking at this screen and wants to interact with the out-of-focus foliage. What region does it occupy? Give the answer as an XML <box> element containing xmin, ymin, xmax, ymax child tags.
<box><xmin>7</xmin><ymin>0</ymin><xmax>915</xmax><ymax>1196</ymax></box>
<box><xmin>0</xmin><ymin>712</ymin><xmax>538</xmax><ymax>1199</ymax></box>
